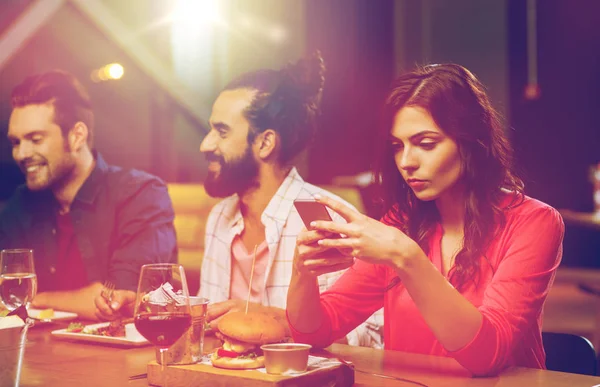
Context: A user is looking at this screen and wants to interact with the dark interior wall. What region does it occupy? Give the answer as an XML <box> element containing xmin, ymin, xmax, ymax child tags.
<box><xmin>509</xmin><ymin>0</ymin><xmax>600</xmax><ymax>268</ymax></box>
<box><xmin>397</xmin><ymin>0</ymin><xmax>509</xmax><ymax>124</ymax></box>
<box><xmin>509</xmin><ymin>0</ymin><xmax>600</xmax><ymax>211</ymax></box>
<box><xmin>304</xmin><ymin>0</ymin><xmax>395</xmax><ymax>183</ymax></box>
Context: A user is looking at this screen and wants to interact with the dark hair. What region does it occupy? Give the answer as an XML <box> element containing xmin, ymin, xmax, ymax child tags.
<box><xmin>223</xmin><ymin>51</ymin><xmax>325</xmax><ymax>165</ymax></box>
<box><xmin>375</xmin><ymin>63</ymin><xmax>524</xmax><ymax>290</ymax></box>
<box><xmin>11</xmin><ymin>70</ymin><xmax>94</xmax><ymax>146</ymax></box>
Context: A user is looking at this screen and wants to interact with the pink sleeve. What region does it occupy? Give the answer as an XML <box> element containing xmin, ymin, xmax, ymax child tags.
<box><xmin>449</xmin><ymin>206</ymin><xmax>564</xmax><ymax>375</ymax></box>
<box><xmin>288</xmin><ymin>260</ymin><xmax>387</xmax><ymax>348</ymax></box>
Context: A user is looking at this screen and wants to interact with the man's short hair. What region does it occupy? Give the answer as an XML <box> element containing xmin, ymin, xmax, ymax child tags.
<box><xmin>11</xmin><ymin>70</ymin><xmax>94</xmax><ymax>146</ymax></box>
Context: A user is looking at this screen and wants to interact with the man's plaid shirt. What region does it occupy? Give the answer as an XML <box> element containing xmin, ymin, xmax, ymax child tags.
<box><xmin>199</xmin><ymin>168</ymin><xmax>383</xmax><ymax>347</ymax></box>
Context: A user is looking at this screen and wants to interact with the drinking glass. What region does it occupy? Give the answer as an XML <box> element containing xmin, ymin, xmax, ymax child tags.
<box><xmin>133</xmin><ymin>264</ymin><xmax>191</xmax><ymax>386</ymax></box>
<box><xmin>0</xmin><ymin>249</ymin><xmax>37</xmax><ymax>311</ymax></box>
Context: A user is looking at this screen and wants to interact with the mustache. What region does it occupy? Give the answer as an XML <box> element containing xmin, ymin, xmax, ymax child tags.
<box><xmin>19</xmin><ymin>156</ymin><xmax>46</xmax><ymax>170</ymax></box>
<box><xmin>205</xmin><ymin>153</ymin><xmax>223</xmax><ymax>163</ymax></box>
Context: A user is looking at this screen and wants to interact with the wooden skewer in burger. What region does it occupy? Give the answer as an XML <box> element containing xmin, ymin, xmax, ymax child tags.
<box><xmin>210</xmin><ymin>245</ymin><xmax>287</xmax><ymax>370</ymax></box>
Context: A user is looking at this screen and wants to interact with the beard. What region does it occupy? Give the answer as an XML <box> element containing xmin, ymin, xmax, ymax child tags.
<box><xmin>20</xmin><ymin>142</ymin><xmax>76</xmax><ymax>192</ymax></box>
<box><xmin>204</xmin><ymin>145</ymin><xmax>259</xmax><ymax>198</ymax></box>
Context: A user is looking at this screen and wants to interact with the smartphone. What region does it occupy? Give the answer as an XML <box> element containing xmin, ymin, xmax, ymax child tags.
<box><xmin>293</xmin><ymin>199</ymin><xmax>334</xmax><ymax>229</ymax></box>
<box><xmin>294</xmin><ymin>199</ymin><xmax>347</xmax><ymax>259</ymax></box>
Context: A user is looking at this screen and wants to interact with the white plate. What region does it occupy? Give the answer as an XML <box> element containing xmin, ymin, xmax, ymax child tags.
<box><xmin>51</xmin><ymin>322</ymin><xmax>150</xmax><ymax>347</ymax></box>
<box><xmin>28</xmin><ymin>308</ymin><xmax>78</xmax><ymax>322</ymax></box>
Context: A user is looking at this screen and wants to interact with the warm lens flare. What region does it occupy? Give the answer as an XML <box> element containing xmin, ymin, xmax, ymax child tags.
<box><xmin>90</xmin><ymin>63</ymin><xmax>125</xmax><ymax>82</ymax></box>
<box><xmin>173</xmin><ymin>0</ymin><xmax>221</xmax><ymax>26</ymax></box>
<box><xmin>106</xmin><ymin>63</ymin><xmax>124</xmax><ymax>79</ymax></box>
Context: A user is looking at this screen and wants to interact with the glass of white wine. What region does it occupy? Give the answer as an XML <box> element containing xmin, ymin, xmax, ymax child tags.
<box><xmin>0</xmin><ymin>249</ymin><xmax>37</xmax><ymax>311</ymax></box>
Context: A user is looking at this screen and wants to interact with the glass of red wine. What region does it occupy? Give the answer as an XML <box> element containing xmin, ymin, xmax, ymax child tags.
<box><xmin>133</xmin><ymin>264</ymin><xmax>191</xmax><ymax>385</ymax></box>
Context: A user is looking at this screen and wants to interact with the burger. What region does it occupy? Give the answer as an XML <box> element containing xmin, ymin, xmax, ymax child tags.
<box><xmin>210</xmin><ymin>311</ymin><xmax>287</xmax><ymax>370</ymax></box>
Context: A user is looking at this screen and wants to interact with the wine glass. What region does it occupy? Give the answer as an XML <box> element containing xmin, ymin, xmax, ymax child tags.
<box><xmin>133</xmin><ymin>264</ymin><xmax>191</xmax><ymax>385</ymax></box>
<box><xmin>0</xmin><ymin>249</ymin><xmax>37</xmax><ymax>311</ymax></box>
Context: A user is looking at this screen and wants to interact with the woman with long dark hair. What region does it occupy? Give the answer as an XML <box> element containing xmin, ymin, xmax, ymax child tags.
<box><xmin>286</xmin><ymin>64</ymin><xmax>564</xmax><ymax>376</ymax></box>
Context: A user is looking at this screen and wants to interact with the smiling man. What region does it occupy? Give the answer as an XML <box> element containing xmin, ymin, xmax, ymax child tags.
<box><xmin>197</xmin><ymin>52</ymin><xmax>383</xmax><ymax>348</ymax></box>
<box><xmin>0</xmin><ymin>70</ymin><xmax>177</xmax><ymax>319</ymax></box>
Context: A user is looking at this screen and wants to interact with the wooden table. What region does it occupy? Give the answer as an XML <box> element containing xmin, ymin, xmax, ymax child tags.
<box><xmin>18</xmin><ymin>323</ymin><xmax>600</xmax><ymax>387</ymax></box>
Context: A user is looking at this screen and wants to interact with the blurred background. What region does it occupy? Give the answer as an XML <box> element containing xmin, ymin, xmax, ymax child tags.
<box><xmin>0</xmin><ymin>0</ymin><xmax>599</xmax><ymax>269</ymax></box>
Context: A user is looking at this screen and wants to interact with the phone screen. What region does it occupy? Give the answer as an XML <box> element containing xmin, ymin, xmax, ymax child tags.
<box><xmin>293</xmin><ymin>200</ymin><xmax>333</xmax><ymax>229</ymax></box>
<box><xmin>293</xmin><ymin>199</ymin><xmax>346</xmax><ymax>258</ymax></box>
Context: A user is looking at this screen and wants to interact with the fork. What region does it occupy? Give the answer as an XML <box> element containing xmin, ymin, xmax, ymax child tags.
<box><xmin>101</xmin><ymin>280</ymin><xmax>115</xmax><ymax>304</ymax></box>
<box><xmin>101</xmin><ymin>280</ymin><xmax>123</xmax><ymax>331</ymax></box>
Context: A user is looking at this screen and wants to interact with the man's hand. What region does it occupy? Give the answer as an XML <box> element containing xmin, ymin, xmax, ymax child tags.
<box><xmin>207</xmin><ymin>300</ymin><xmax>265</xmax><ymax>330</ymax></box>
<box><xmin>94</xmin><ymin>289</ymin><xmax>136</xmax><ymax>321</ymax></box>
<box><xmin>31</xmin><ymin>282</ymin><xmax>104</xmax><ymax>320</ymax></box>
<box><xmin>206</xmin><ymin>300</ymin><xmax>289</xmax><ymax>334</ymax></box>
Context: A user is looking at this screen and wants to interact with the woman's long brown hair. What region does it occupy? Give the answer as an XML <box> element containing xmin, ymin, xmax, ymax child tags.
<box><xmin>375</xmin><ymin>64</ymin><xmax>524</xmax><ymax>290</ymax></box>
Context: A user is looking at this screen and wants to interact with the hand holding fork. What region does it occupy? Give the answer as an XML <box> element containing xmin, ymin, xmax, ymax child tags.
<box><xmin>94</xmin><ymin>280</ymin><xmax>136</xmax><ymax>321</ymax></box>
<box><xmin>101</xmin><ymin>280</ymin><xmax>122</xmax><ymax>330</ymax></box>
<box><xmin>101</xmin><ymin>280</ymin><xmax>115</xmax><ymax>305</ymax></box>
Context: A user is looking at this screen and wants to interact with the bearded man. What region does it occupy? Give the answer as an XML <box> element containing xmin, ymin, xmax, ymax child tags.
<box><xmin>198</xmin><ymin>52</ymin><xmax>383</xmax><ymax>347</ymax></box>
<box><xmin>0</xmin><ymin>70</ymin><xmax>176</xmax><ymax>319</ymax></box>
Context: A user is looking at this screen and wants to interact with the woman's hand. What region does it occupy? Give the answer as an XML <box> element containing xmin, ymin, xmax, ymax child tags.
<box><xmin>294</xmin><ymin>226</ymin><xmax>354</xmax><ymax>278</ymax></box>
<box><xmin>311</xmin><ymin>195</ymin><xmax>421</xmax><ymax>270</ymax></box>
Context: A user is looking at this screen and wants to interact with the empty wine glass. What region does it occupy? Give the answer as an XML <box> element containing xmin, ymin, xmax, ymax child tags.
<box><xmin>133</xmin><ymin>264</ymin><xmax>191</xmax><ymax>386</ymax></box>
<box><xmin>0</xmin><ymin>249</ymin><xmax>37</xmax><ymax>311</ymax></box>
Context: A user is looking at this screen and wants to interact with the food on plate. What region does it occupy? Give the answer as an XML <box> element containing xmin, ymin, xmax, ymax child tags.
<box><xmin>210</xmin><ymin>311</ymin><xmax>286</xmax><ymax>370</ymax></box>
<box><xmin>66</xmin><ymin>322</ymin><xmax>85</xmax><ymax>333</ymax></box>
<box><xmin>37</xmin><ymin>308</ymin><xmax>54</xmax><ymax>319</ymax></box>
<box><xmin>66</xmin><ymin>319</ymin><xmax>127</xmax><ymax>337</ymax></box>
<box><xmin>98</xmin><ymin>319</ymin><xmax>126</xmax><ymax>337</ymax></box>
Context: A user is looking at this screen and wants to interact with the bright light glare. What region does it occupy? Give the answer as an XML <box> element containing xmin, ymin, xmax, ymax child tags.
<box><xmin>173</xmin><ymin>0</ymin><xmax>221</xmax><ymax>25</ymax></box>
<box><xmin>239</xmin><ymin>15</ymin><xmax>254</xmax><ymax>29</ymax></box>
<box><xmin>171</xmin><ymin>0</ymin><xmax>223</xmax><ymax>97</ymax></box>
<box><xmin>106</xmin><ymin>63</ymin><xmax>124</xmax><ymax>79</ymax></box>
<box><xmin>268</xmin><ymin>25</ymin><xmax>287</xmax><ymax>44</ymax></box>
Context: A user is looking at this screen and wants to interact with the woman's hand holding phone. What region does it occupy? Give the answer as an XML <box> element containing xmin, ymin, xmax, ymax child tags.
<box><xmin>293</xmin><ymin>226</ymin><xmax>355</xmax><ymax>277</ymax></box>
<box><xmin>302</xmin><ymin>195</ymin><xmax>421</xmax><ymax>271</ymax></box>
<box><xmin>293</xmin><ymin>199</ymin><xmax>354</xmax><ymax>277</ymax></box>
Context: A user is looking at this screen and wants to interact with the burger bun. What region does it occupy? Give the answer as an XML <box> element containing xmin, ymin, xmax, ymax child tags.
<box><xmin>210</xmin><ymin>351</ymin><xmax>265</xmax><ymax>370</ymax></box>
<box><xmin>217</xmin><ymin>311</ymin><xmax>286</xmax><ymax>344</ymax></box>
